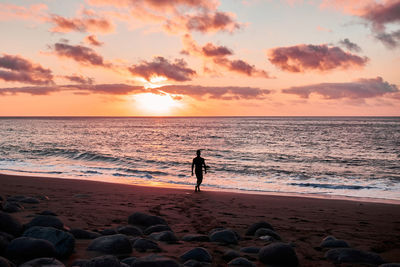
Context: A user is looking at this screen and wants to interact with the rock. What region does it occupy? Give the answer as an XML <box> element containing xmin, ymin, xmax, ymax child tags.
<box><xmin>149</xmin><ymin>231</ymin><xmax>177</xmax><ymax>243</ymax></box>
<box><xmin>6</xmin><ymin>196</ymin><xmax>26</xmax><ymax>202</ymax></box>
<box><xmin>128</xmin><ymin>212</ymin><xmax>167</xmax><ymax>227</ymax></box>
<box><xmin>258</xmin><ymin>242</ymin><xmax>299</xmax><ymax>266</ymax></box>
<box><xmin>85</xmin><ymin>255</ymin><xmax>123</xmax><ymax>267</ymax></box>
<box><xmin>132</xmin><ymin>255</ymin><xmax>180</xmax><ymax>267</ymax></box>
<box><xmin>380</xmin><ymin>264</ymin><xmax>400</xmax><ymax>267</ymax></box>
<box><xmin>246</xmin><ymin>221</ymin><xmax>274</xmax><ymax>236</ymax></box>
<box><xmin>25</xmin><ymin>215</ymin><xmax>66</xmax><ymax>230</ymax></box>
<box><xmin>70</xmin><ymin>259</ymin><xmax>89</xmax><ymax>267</ymax></box>
<box><xmin>100</xmin><ymin>228</ymin><xmax>118</xmax><ymax>236</ymax></box>
<box><xmin>133</xmin><ymin>238</ymin><xmax>161</xmax><ymax>252</ymax></box>
<box><xmin>117</xmin><ymin>225</ymin><xmax>143</xmax><ymax>236</ymax></box>
<box><xmin>0</xmin><ymin>235</ymin><xmax>10</xmax><ymax>255</ymax></box>
<box><xmin>6</xmin><ymin>237</ymin><xmax>56</xmax><ymax>261</ymax></box>
<box><xmin>254</xmin><ymin>228</ymin><xmax>282</xmax><ymax>240</ymax></box>
<box><xmin>320</xmin><ymin>236</ymin><xmax>349</xmax><ymax>248</ymax></box>
<box><xmin>0</xmin><ymin>256</ymin><xmax>14</xmax><ymax>267</ymax></box>
<box><xmin>70</xmin><ymin>229</ymin><xmax>101</xmax><ymax>239</ymax></box>
<box><xmin>209</xmin><ymin>229</ymin><xmax>238</xmax><ymax>245</ymax></box>
<box><xmin>38</xmin><ymin>211</ymin><xmax>57</xmax><ymax>216</ymax></box>
<box><xmin>121</xmin><ymin>257</ymin><xmax>137</xmax><ymax>266</ymax></box>
<box><xmin>240</xmin><ymin>247</ymin><xmax>260</xmax><ymax>254</ymax></box>
<box><xmin>228</xmin><ymin>257</ymin><xmax>256</xmax><ymax>267</ymax></box>
<box><xmin>182</xmin><ymin>234</ymin><xmax>210</xmax><ymax>242</ymax></box>
<box><xmin>2</xmin><ymin>201</ymin><xmax>24</xmax><ymax>213</ymax></box>
<box><xmin>18</xmin><ymin>197</ymin><xmax>40</xmax><ymax>204</ymax></box>
<box><xmin>325</xmin><ymin>248</ymin><xmax>384</xmax><ymax>265</ymax></box>
<box><xmin>143</xmin><ymin>224</ymin><xmax>171</xmax><ymax>235</ymax></box>
<box><xmin>87</xmin><ymin>234</ymin><xmax>132</xmax><ymax>255</ymax></box>
<box><xmin>23</xmin><ymin>226</ymin><xmax>75</xmax><ymax>258</ymax></box>
<box><xmin>181</xmin><ymin>247</ymin><xmax>212</xmax><ymax>263</ymax></box>
<box><xmin>19</xmin><ymin>258</ymin><xmax>64</xmax><ymax>267</ymax></box>
<box><xmin>0</xmin><ymin>212</ymin><xmax>22</xmax><ymax>236</ymax></box>
<box><xmin>222</xmin><ymin>250</ymin><xmax>241</xmax><ymax>262</ymax></box>
<box><xmin>183</xmin><ymin>259</ymin><xmax>211</xmax><ymax>267</ymax></box>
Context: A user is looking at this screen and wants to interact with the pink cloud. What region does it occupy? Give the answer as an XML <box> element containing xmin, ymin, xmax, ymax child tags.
<box><xmin>214</xmin><ymin>58</ymin><xmax>271</xmax><ymax>78</ymax></box>
<box><xmin>339</xmin><ymin>38</ymin><xmax>362</xmax><ymax>52</ymax></box>
<box><xmin>184</xmin><ymin>11</ymin><xmax>241</xmax><ymax>33</ymax></box>
<box><xmin>268</xmin><ymin>44</ymin><xmax>368</xmax><ymax>72</ymax></box>
<box><xmin>63</xmin><ymin>75</ymin><xmax>94</xmax><ymax>85</ymax></box>
<box><xmin>51</xmin><ymin>42</ymin><xmax>109</xmax><ymax>67</ymax></box>
<box><xmin>202</xmin><ymin>43</ymin><xmax>233</xmax><ymax>57</ymax></box>
<box><xmin>49</xmin><ymin>14</ymin><xmax>114</xmax><ymax>33</ymax></box>
<box><xmin>0</xmin><ymin>3</ymin><xmax>48</xmax><ymax>22</ymax></box>
<box><xmin>84</xmin><ymin>35</ymin><xmax>104</xmax><ymax>46</ymax></box>
<box><xmin>0</xmin><ymin>54</ymin><xmax>53</xmax><ymax>85</ymax></box>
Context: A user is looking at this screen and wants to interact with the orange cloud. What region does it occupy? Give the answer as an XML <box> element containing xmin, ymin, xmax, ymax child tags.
<box><xmin>49</xmin><ymin>14</ymin><xmax>114</xmax><ymax>33</ymax></box>
<box><xmin>84</xmin><ymin>35</ymin><xmax>104</xmax><ymax>46</ymax></box>
<box><xmin>0</xmin><ymin>3</ymin><xmax>48</xmax><ymax>22</ymax></box>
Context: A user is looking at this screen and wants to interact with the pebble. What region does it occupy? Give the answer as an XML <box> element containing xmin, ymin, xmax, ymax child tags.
<box><xmin>180</xmin><ymin>247</ymin><xmax>212</xmax><ymax>263</ymax></box>
<box><xmin>258</xmin><ymin>242</ymin><xmax>299</xmax><ymax>266</ymax></box>
<box><xmin>19</xmin><ymin>258</ymin><xmax>65</xmax><ymax>267</ymax></box>
<box><xmin>325</xmin><ymin>248</ymin><xmax>384</xmax><ymax>265</ymax></box>
<box><xmin>246</xmin><ymin>221</ymin><xmax>274</xmax><ymax>236</ymax></box>
<box><xmin>87</xmin><ymin>234</ymin><xmax>132</xmax><ymax>255</ymax></box>
<box><xmin>128</xmin><ymin>212</ymin><xmax>167</xmax><ymax>227</ymax></box>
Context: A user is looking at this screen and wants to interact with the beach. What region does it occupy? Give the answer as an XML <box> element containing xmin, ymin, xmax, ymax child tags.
<box><xmin>1</xmin><ymin>173</ymin><xmax>399</xmax><ymax>266</ymax></box>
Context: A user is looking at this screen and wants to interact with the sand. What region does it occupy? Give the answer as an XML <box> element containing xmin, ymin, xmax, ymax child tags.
<box><xmin>1</xmin><ymin>173</ymin><xmax>399</xmax><ymax>266</ymax></box>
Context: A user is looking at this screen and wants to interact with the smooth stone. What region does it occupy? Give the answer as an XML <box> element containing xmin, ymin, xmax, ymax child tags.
<box><xmin>18</xmin><ymin>197</ymin><xmax>40</xmax><ymax>204</ymax></box>
<box><xmin>380</xmin><ymin>264</ymin><xmax>400</xmax><ymax>267</ymax></box>
<box><xmin>6</xmin><ymin>237</ymin><xmax>56</xmax><ymax>261</ymax></box>
<box><xmin>19</xmin><ymin>258</ymin><xmax>64</xmax><ymax>267</ymax></box>
<box><xmin>240</xmin><ymin>247</ymin><xmax>260</xmax><ymax>254</ymax></box>
<box><xmin>2</xmin><ymin>202</ymin><xmax>24</xmax><ymax>213</ymax></box>
<box><xmin>209</xmin><ymin>229</ymin><xmax>238</xmax><ymax>245</ymax></box>
<box><xmin>128</xmin><ymin>212</ymin><xmax>167</xmax><ymax>227</ymax></box>
<box><xmin>70</xmin><ymin>229</ymin><xmax>101</xmax><ymax>239</ymax></box>
<box><xmin>117</xmin><ymin>225</ymin><xmax>143</xmax><ymax>236</ymax></box>
<box><xmin>6</xmin><ymin>196</ymin><xmax>26</xmax><ymax>202</ymax></box>
<box><xmin>38</xmin><ymin>211</ymin><xmax>57</xmax><ymax>216</ymax></box>
<box><xmin>258</xmin><ymin>242</ymin><xmax>299</xmax><ymax>266</ymax></box>
<box><xmin>228</xmin><ymin>257</ymin><xmax>256</xmax><ymax>267</ymax></box>
<box><xmin>87</xmin><ymin>234</ymin><xmax>132</xmax><ymax>255</ymax></box>
<box><xmin>25</xmin><ymin>215</ymin><xmax>65</xmax><ymax>230</ymax></box>
<box><xmin>85</xmin><ymin>255</ymin><xmax>124</xmax><ymax>267</ymax></box>
<box><xmin>222</xmin><ymin>250</ymin><xmax>241</xmax><ymax>262</ymax></box>
<box><xmin>181</xmin><ymin>247</ymin><xmax>212</xmax><ymax>263</ymax></box>
<box><xmin>325</xmin><ymin>248</ymin><xmax>384</xmax><ymax>265</ymax></box>
<box><xmin>132</xmin><ymin>255</ymin><xmax>180</xmax><ymax>267</ymax></box>
<box><xmin>100</xmin><ymin>229</ymin><xmax>118</xmax><ymax>236</ymax></box>
<box><xmin>23</xmin><ymin>226</ymin><xmax>75</xmax><ymax>258</ymax></box>
<box><xmin>133</xmin><ymin>238</ymin><xmax>161</xmax><ymax>252</ymax></box>
<box><xmin>0</xmin><ymin>212</ymin><xmax>22</xmax><ymax>236</ymax></box>
<box><xmin>121</xmin><ymin>257</ymin><xmax>137</xmax><ymax>266</ymax></box>
<box><xmin>246</xmin><ymin>221</ymin><xmax>274</xmax><ymax>236</ymax></box>
<box><xmin>70</xmin><ymin>259</ymin><xmax>89</xmax><ymax>267</ymax></box>
<box><xmin>183</xmin><ymin>259</ymin><xmax>211</xmax><ymax>267</ymax></box>
<box><xmin>143</xmin><ymin>224</ymin><xmax>171</xmax><ymax>235</ymax></box>
<box><xmin>0</xmin><ymin>256</ymin><xmax>14</xmax><ymax>267</ymax></box>
<box><xmin>254</xmin><ymin>228</ymin><xmax>282</xmax><ymax>240</ymax></box>
<box><xmin>182</xmin><ymin>234</ymin><xmax>210</xmax><ymax>242</ymax></box>
<box><xmin>0</xmin><ymin>235</ymin><xmax>10</xmax><ymax>255</ymax></box>
<box><xmin>320</xmin><ymin>236</ymin><xmax>349</xmax><ymax>248</ymax></box>
<box><xmin>149</xmin><ymin>230</ymin><xmax>177</xmax><ymax>243</ymax></box>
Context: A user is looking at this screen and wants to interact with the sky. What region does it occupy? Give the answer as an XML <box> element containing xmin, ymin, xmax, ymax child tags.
<box><xmin>0</xmin><ymin>0</ymin><xmax>399</xmax><ymax>116</ymax></box>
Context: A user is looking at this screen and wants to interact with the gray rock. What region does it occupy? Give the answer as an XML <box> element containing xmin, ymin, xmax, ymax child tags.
<box><xmin>149</xmin><ymin>231</ymin><xmax>177</xmax><ymax>243</ymax></box>
<box><xmin>87</xmin><ymin>234</ymin><xmax>132</xmax><ymax>255</ymax></box>
<box><xmin>228</xmin><ymin>257</ymin><xmax>256</xmax><ymax>267</ymax></box>
<box><xmin>246</xmin><ymin>221</ymin><xmax>274</xmax><ymax>236</ymax></box>
<box><xmin>117</xmin><ymin>225</ymin><xmax>143</xmax><ymax>236</ymax></box>
<box><xmin>0</xmin><ymin>256</ymin><xmax>14</xmax><ymax>267</ymax></box>
<box><xmin>181</xmin><ymin>247</ymin><xmax>212</xmax><ymax>263</ymax></box>
<box><xmin>222</xmin><ymin>250</ymin><xmax>241</xmax><ymax>262</ymax></box>
<box><xmin>128</xmin><ymin>212</ymin><xmax>167</xmax><ymax>227</ymax></box>
<box><xmin>183</xmin><ymin>259</ymin><xmax>211</xmax><ymax>267</ymax></box>
<box><xmin>0</xmin><ymin>235</ymin><xmax>10</xmax><ymax>255</ymax></box>
<box><xmin>143</xmin><ymin>224</ymin><xmax>171</xmax><ymax>235</ymax></box>
<box><xmin>38</xmin><ymin>211</ymin><xmax>57</xmax><ymax>216</ymax></box>
<box><xmin>25</xmin><ymin>215</ymin><xmax>66</xmax><ymax>230</ymax></box>
<box><xmin>6</xmin><ymin>237</ymin><xmax>56</xmax><ymax>261</ymax></box>
<box><xmin>240</xmin><ymin>247</ymin><xmax>260</xmax><ymax>254</ymax></box>
<box><xmin>85</xmin><ymin>255</ymin><xmax>123</xmax><ymax>267</ymax></box>
<box><xmin>18</xmin><ymin>197</ymin><xmax>40</xmax><ymax>204</ymax></box>
<box><xmin>19</xmin><ymin>258</ymin><xmax>64</xmax><ymax>267</ymax></box>
<box><xmin>121</xmin><ymin>257</ymin><xmax>137</xmax><ymax>266</ymax></box>
<box><xmin>380</xmin><ymin>264</ymin><xmax>400</xmax><ymax>267</ymax></box>
<box><xmin>70</xmin><ymin>259</ymin><xmax>89</xmax><ymax>267</ymax></box>
<box><xmin>6</xmin><ymin>196</ymin><xmax>26</xmax><ymax>202</ymax></box>
<box><xmin>133</xmin><ymin>238</ymin><xmax>161</xmax><ymax>252</ymax></box>
<box><xmin>2</xmin><ymin>201</ymin><xmax>24</xmax><ymax>213</ymax></box>
<box><xmin>132</xmin><ymin>255</ymin><xmax>180</xmax><ymax>267</ymax></box>
<box><xmin>23</xmin><ymin>226</ymin><xmax>75</xmax><ymax>258</ymax></box>
<box><xmin>182</xmin><ymin>234</ymin><xmax>210</xmax><ymax>242</ymax></box>
<box><xmin>0</xmin><ymin>212</ymin><xmax>22</xmax><ymax>237</ymax></box>
<box><xmin>254</xmin><ymin>228</ymin><xmax>282</xmax><ymax>240</ymax></box>
<box><xmin>258</xmin><ymin>242</ymin><xmax>299</xmax><ymax>266</ymax></box>
<box><xmin>320</xmin><ymin>236</ymin><xmax>349</xmax><ymax>248</ymax></box>
<box><xmin>100</xmin><ymin>228</ymin><xmax>117</xmax><ymax>236</ymax></box>
<box><xmin>209</xmin><ymin>229</ymin><xmax>238</xmax><ymax>245</ymax></box>
<box><xmin>70</xmin><ymin>229</ymin><xmax>101</xmax><ymax>239</ymax></box>
<box><xmin>325</xmin><ymin>248</ymin><xmax>384</xmax><ymax>265</ymax></box>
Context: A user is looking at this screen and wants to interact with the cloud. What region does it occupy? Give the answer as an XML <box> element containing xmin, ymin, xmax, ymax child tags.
<box><xmin>63</xmin><ymin>75</ymin><xmax>94</xmax><ymax>85</ymax></box>
<box><xmin>129</xmin><ymin>57</ymin><xmax>196</xmax><ymax>82</ymax></box>
<box><xmin>0</xmin><ymin>3</ymin><xmax>48</xmax><ymax>22</ymax></box>
<box><xmin>282</xmin><ymin>77</ymin><xmax>399</xmax><ymax>99</ymax></box>
<box><xmin>361</xmin><ymin>0</ymin><xmax>400</xmax><ymax>30</ymax></box>
<box><xmin>0</xmin><ymin>54</ymin><xmax>53</xmax><ymax>85</ymax></box>
<box><xmin>51</xmin><ymin>42</ymin><xmax>109</xmax><ymax>67</ymax></box>
<box><xmin>339</xmin><ymin>38</ymin><xmax>362</xmax><ymax>52</ymax></box>
<box><xmin>48</xmin><ymin>13</ymin><xmax>114</xmax><ymax>33</ymax></box>
<box><xmin>213</xmin><ymin>58</ymin><xmax>271</xmax><ymax>78</ymax></box>
<box><xmin>183</xmin><ymin>11</ymin><xmax>240</xmax><ymax>33</ymax></box>
<box><xmin>268</xmin><ymin>44</ymin><xmax>368</xmax><ymax>72</ymax></box>
<box><xmin>375</xmin><ymin>29</ymin><xmax>400</xmax><ymax>49</ymax></box>
<box><xmin>84</xmin><ymin>35</ymin><xmax>104</xmax><ymax>46</ymax></box>
<box><xmin>202</xmin><ymin>43</ymin><xmax>233</xmax><ymax>57</ymax></box>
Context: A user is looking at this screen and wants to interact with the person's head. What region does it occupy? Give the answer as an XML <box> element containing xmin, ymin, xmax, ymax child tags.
<box><xmin>196</xmin><ymin>150</ymin><xmax>201</xmax><ymax>156</ymax></box>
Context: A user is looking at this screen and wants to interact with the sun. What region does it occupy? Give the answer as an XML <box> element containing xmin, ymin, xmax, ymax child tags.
<box><xmin>134</xmin><ymin>93</ymin><xmax>182</xmax><ymax>115</ymax></box>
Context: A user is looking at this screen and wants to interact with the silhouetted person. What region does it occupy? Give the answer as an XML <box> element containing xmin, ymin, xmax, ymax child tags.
<box><xmin>192</xmin><ymin>150</ymin><xmax>206</xmax><ymax>192</ymax></box>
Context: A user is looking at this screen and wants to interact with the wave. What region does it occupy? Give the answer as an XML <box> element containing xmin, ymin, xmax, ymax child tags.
<box><xmin>289</xmin><ymin>182</ymin><xmax>375</xmax><ymax>190</ymax></box>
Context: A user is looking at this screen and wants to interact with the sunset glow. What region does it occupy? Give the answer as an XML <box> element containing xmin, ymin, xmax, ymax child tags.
<box><xmin>134</xmin><ymin>93</ymin><xmax>182</xmax><ymax>115</ymax></box>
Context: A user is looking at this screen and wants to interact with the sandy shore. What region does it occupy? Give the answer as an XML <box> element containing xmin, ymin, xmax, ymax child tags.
<box><xmin>1</xmin><ymin>173</ymin><xmax>399</xmax><ymax>266</ymax></box>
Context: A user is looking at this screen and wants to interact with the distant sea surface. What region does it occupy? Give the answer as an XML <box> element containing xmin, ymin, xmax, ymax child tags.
<box><xmin>0</xmin><ymin>117</ymin><xmax>399</xmax><ymax>201</ymax></box>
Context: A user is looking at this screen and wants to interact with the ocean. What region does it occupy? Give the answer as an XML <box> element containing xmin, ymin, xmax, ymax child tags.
<box><xmin>0</xmin><ymin>117</ymin><xmax>399</xmax><ymax>201</ymax></box>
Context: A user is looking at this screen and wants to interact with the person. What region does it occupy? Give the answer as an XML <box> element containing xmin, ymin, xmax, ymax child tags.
<box><xmin>191</xmin><ymin>149</ymin><xmax>207</xmax><ymax>192</ymax></box>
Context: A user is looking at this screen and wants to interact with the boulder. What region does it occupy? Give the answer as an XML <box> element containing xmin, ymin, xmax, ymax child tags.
<box><xmin>6</xmin><ymin>237</ymin><xmax>56</xmax><ymax>261</ymax></box>
<box><xmin>246</xmin><ymin>221</ymin><xmax>274</xmax><ymax>236</ymax></box>
<box><xmin>258</xmin><ymin>242</ymin><xmax>299</xmax><ymax>266</ymax></box>
<box><xmin>254</xmin><ymin>228</ymin><xmax>282</xmax><ymax>240</ymax></box>
<box><xmin>132</xmin><ymin>255</ymin><xmax>180</xmax><ymax>267</ymax></box>
<box><xmin>128</xmin><ymin>212</ymin><xmax>167</xmax><ymax>227</ymax></box>
<box><xmin>70</xmin><ymin>259</ymin><xmax>89</xmax><ymax>267</ymax></box>
<box><xmin>85</xmin><ymin>255</ymin><xmax>123</xmax><ymax>267</ymax></box>
<box><xmin>222</xmin><ymin>250</ymin><xmax>241</xmax><ymax>262</ymax></box>
<box><xmin>121</xmin><ymin>257</ymin><xmax>137</xmax><ymax>266</ymax></box>
<box><xmin>0</xmin><ymin>256</ymin><xmax>14</xmax><ymax>267</ymax></box>
<box><xmin>100</xmin><ymin>229</ymin><xmax>118</xmax><ymax>236</ymax></box>
<box><xmin>19</xmin><ymin>258</ymin><xmax>64</xmax><ymax>267</ymax></box>
<box><xmin>240</xmin><ymin>247</ymin><xmax>260</xmax><ymax>254</ymax></box>
<box><xmin>183</xmin><ymin>259</ymin><xmax>211</xmax><ymax>267</ymax></box>
<box><xmin>320</xmin><ymin>236</ymin><xmax>349</xmax><ymax>248</ymax></box>
<box><xmin>23</xmin><ymin>226</ymin><xmax>75</xmax><ymax>258</ymax></box>
<box><xmin>209</xmin><ymin>229</ymin><xmax>238</xmax><ymax>245</ymax></box>
<box><xmin>25</xmin><ymin>215</ymin><xmax>65</xmax><ymax>230</ymax></box>
<box><xmin>0</xmin><ymin>212</ymin><xmax>22</xmax><ymax>236</ymax></box>
<box><xmin>149</xmin><ymin>231</ymin><xmax>177</xmax><ymax>243</ymax></box>
<box><xmin>133</xmin><ymin>238</ymin><xmax>161</xmax><ymax>252</ymax></box>
<box><xmin>2</xmin><ymin>202</ymin><xmax>24</xmax><ymax>213</ymax></box>
<box><xmin>18</xmin><ymin>197</ymin><xmax>40</xmax><ymax>204</ymax></box>
<box><xmin>325</xmin><ymin>248</ymin><xmax>384</xmax><ymax>265</ymax></box>
<box><xmin>117</xmin><ymin>225</ymin><xmax>143</xmax><ymax>236</ymax></box>
<box><xmin>87</xmin><ymin>234</ymin><xmax>132</xmax><ymax>255</ymax></box>
<box><xmin>180</xmin><ymin>247</ymin><xmax>212</xmax><ymax>263</ymax></box>
<box><xmin>143</xmin><ymin>224</ymin><xmax>171</xmax><ymax>235</ymax></box>
<box><xmin>70</xmin><ymin>229</ymin><xmax>101</xmax><ymax>239</ymax></box>
<box><xmin>228</xmin><ymin>257</ymin><xmax>256</xmax><ymax>267</ymax></box>
<box><xmin>182</xmin><ymin>234</ymin><xmax>210</xmax><ymax>242</ymax></box>
<box><xmin>0</xmin><ymin>235</ymin><xmax>10</xmax><ymax>256</ymax></box>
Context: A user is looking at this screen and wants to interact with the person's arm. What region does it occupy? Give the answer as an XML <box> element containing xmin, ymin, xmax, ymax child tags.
<box><xmin>191</xmin><ymin>160</ymin><xmax>194</xmax><ymax>176</ymax></box>
<box><xmin>203</xmin><ymin>159</ymin><xmax>207</xmax><ymax>174</ymax></box>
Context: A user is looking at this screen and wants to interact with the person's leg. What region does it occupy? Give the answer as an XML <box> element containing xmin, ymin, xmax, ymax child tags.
<box><xmin>197</xmin><ymin>177</ymin><xmax>203</xmax><ymax>192</ymax></box>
